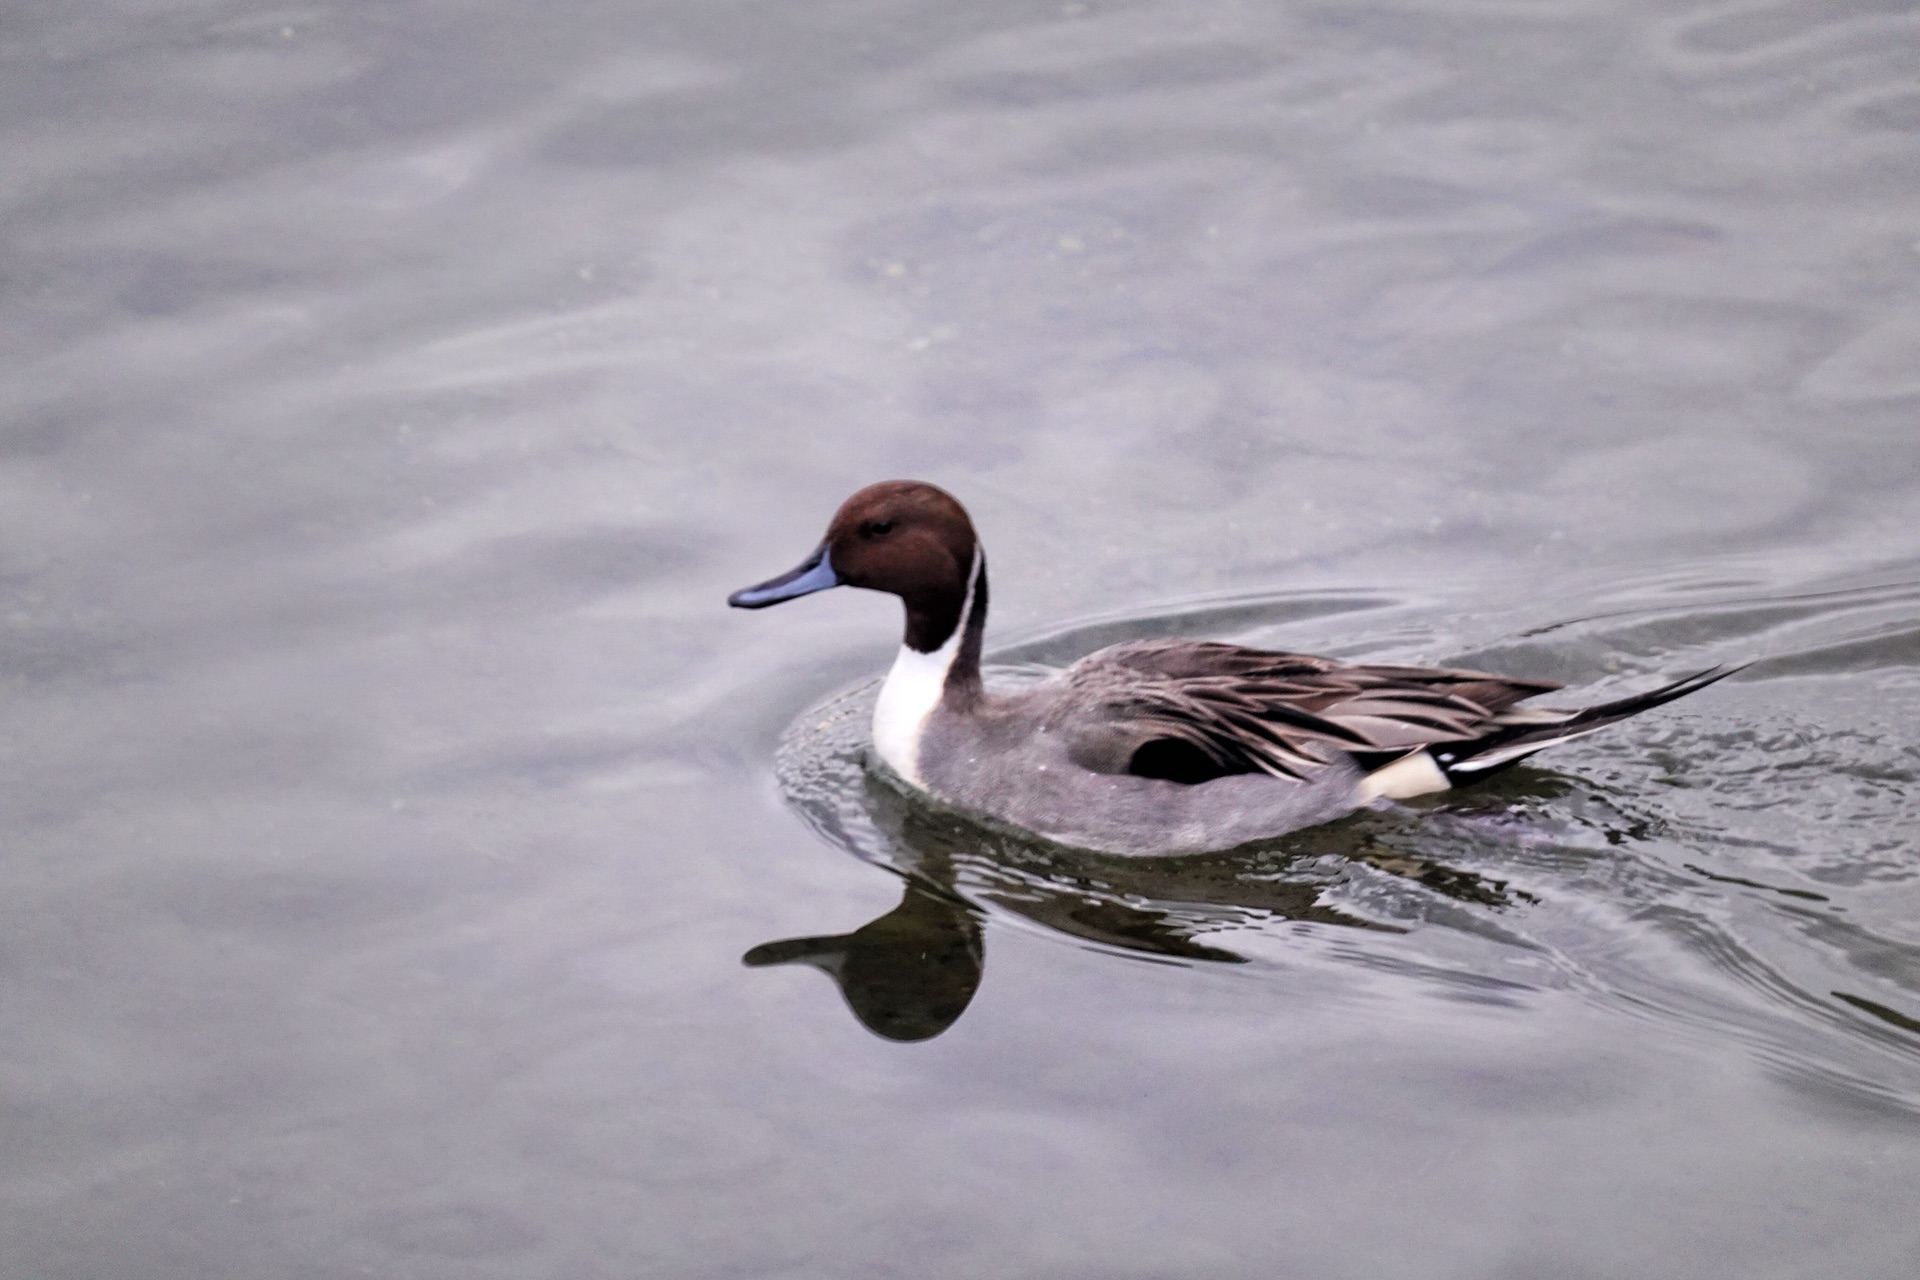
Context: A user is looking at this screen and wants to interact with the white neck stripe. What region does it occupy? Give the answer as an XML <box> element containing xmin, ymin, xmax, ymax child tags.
<box><xmin>870</xmin><ymin>548</ymin><xmax>980</xmax><ymax>785</ymax></box>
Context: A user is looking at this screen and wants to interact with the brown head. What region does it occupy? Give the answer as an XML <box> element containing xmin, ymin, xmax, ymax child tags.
<box><xmin>728</xmin><ymin>481</ymin><xmax>985</xmax><ymax>654</ymax></box>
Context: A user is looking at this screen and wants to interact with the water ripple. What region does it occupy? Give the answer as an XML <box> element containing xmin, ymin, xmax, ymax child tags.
<box><xmin>766</xmin><ymin>573</ymin><xmax>1920</xmax><ymax>1112</ymax></box>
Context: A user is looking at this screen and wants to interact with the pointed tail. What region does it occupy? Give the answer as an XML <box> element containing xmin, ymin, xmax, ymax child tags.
<box><xmin>1435</xmin><ymin>665</ymin><xmax>1743</xmax><ymax>781</ymax></box>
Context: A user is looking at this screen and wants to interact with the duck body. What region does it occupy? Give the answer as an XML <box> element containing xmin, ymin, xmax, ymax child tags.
<box><xmin>907</xmin><ymin>666</ymin><xmax>1368</xmax><ymax>854</ymax></box>
<box><xmin>731</xmin><ymin>481</ymin><xmax>1731</xmax><ymax>856</ymax></box>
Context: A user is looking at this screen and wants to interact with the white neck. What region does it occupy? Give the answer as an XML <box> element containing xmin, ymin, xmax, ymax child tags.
<box><xmin>870</xmin><ymin>549</ymin><xmax>979</xmax><ymax>786</ymax></box>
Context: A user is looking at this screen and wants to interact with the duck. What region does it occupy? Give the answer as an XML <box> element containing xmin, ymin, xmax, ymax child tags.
<box><xmin>728</xmin><ymin>480</ymin><xmax>1733</xmax><ymax>856</ymax></box>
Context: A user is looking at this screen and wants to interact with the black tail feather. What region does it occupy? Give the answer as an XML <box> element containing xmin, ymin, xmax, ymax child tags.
<box><xmin>1436</xmin><ymin>665</ymin><xmax>1744</xmax><ymax>782</ymax></box>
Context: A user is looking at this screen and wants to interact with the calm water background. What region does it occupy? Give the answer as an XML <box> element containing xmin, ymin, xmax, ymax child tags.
<box><xmin>5</xmin><ymin>0</ymin><xmax>1920</xmax><ymax>1276</ymax></box>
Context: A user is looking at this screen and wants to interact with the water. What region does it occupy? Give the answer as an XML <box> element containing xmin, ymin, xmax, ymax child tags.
<box><xmin>4</xmin><ymin>0</ymin><xmax>1919</xmax><ymax>1276</ymax></box>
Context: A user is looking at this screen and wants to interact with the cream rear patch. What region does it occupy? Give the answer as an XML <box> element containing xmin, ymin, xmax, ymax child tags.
<box><xmin>1356</xmin><ymin>750</ymin><xmax>1452</xmax><ymax>802</ymax></box>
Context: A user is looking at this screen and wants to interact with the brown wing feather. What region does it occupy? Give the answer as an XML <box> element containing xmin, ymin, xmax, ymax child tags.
<box><xmin>1057</xmin><ymin>640</ymin><xmax>1563</xmax><ymax>781</ymax></box>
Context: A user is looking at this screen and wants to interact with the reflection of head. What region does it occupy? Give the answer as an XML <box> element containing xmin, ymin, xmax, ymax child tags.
<box><xmin>743</xmin><ymin>879</ymin><xmax>983</xmax><ymax>1042</ymax></box>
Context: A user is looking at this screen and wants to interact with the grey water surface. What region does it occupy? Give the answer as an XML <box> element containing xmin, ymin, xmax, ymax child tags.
<box><xmin>5</xmin><ymin>0</ymin><xmax>1920</xmax><ymax>1276</ymax></box>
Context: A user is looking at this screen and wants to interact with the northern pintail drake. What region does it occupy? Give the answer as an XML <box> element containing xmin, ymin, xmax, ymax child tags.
<box><xmin>729</xmin><ymin>481</ymin><xmax>1733</xmax><ymax>856</ymax></box>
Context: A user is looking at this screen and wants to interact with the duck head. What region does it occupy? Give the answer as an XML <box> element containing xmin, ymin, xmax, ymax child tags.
<box><xmin>728</xmin><ymin>480</ymin><xmax>983</xmax><ymax>654</ymax></box>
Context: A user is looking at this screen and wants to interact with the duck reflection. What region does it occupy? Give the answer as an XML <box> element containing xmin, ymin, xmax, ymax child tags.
<box><xmin>748</xmin><ymin>768</ymin><xmax>1533</xmax><ymax>1041</ymax></box>
<box><xmin>744</xmin><ymin>878</ymin><xmax>983</xmax><ymax>1042</ymax></box>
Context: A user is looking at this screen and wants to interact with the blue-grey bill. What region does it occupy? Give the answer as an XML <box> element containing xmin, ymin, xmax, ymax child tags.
<box><xmin>728</xmin><ymin>545</ymin><xmax>841</xmax><ymax>608</ymax></box>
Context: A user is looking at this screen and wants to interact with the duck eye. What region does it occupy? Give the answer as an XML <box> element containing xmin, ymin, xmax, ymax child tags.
<box><xmin>859</xmin><ymin>519</ymin><xmax>895</xmax><ymax>539</ymax></box>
